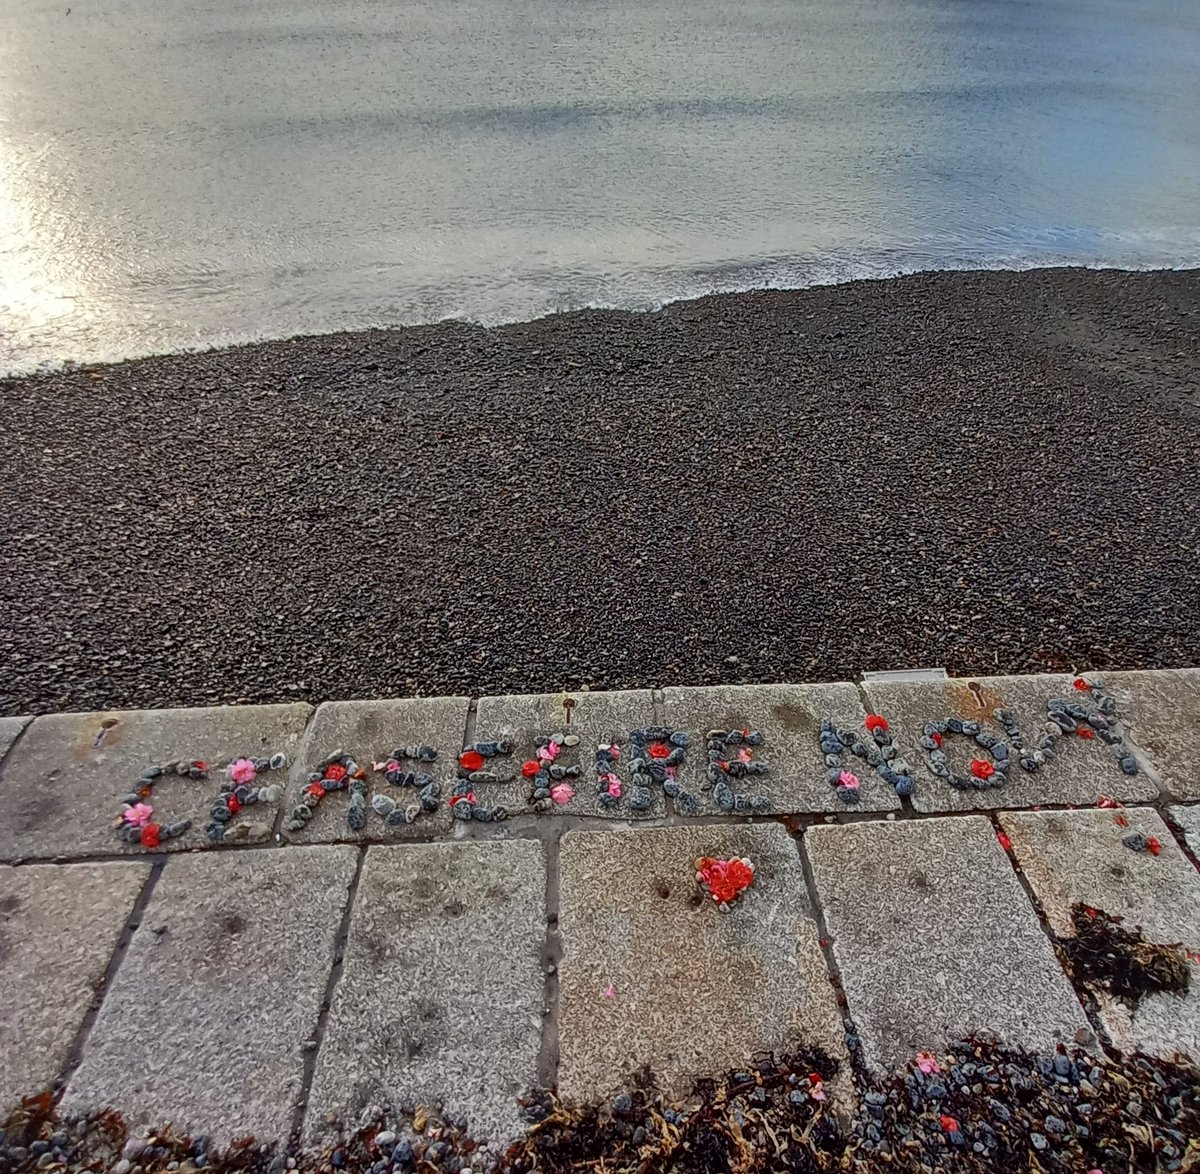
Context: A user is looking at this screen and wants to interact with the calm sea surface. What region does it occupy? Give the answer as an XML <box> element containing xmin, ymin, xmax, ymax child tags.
<box><xmin>2</xmin><ymin>0</ymin><xmax>1198</xmax><ymax>371</ymax></box>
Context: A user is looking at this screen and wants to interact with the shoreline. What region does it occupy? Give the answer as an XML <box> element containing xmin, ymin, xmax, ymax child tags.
<box><xmin>1</xmin><ymin>265</ymin><xmax>1198</xmax><ymax>715</ymax></box>
<box><xmin>8</xmin><ymin>262</ymin><xmax>1200</xmax><ymax>379</ymax></box>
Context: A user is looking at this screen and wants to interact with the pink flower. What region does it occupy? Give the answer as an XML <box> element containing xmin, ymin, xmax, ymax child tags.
<box><xmin>738</xmin><ymin>748</ymin><xmax>753</xmax><ymax>763</ymax></box>
<box><xmin>916</xmin><ymin>1051</ymin><xmax>940</xmax><ymax>1075</ymax></box>
<box><xmin>609</xmin><ymin>744</ymin><xmax>621</xmax><ymax>760</ymax></box>
<box><xmin>664</xmin><ymin>765</ymin><xmax>677</xmax><ymax>780</ymax></box>
<box><xmin>546</xmin><ymin>741</ymin><xmax>561</xmax><ymax>760</ymax></box>
<box><xmin>838</xmin><ymin>770</ymin><xmax>860</xmax><ymax>790</ymax></box>
<box><xmin>550</xmin><ymin>783</ymin><xmax>574</xmax><ymax>805</ymax></box>
<box><xmin>229</xmin><ymin>758</ymin><xmax>257</xmax><ymax>784</ymax></box>
<box><xmin>536</xmin><ymin>746</ymin><xmax>552</xmax><ymax>762</ymax></box>
<box><xmin>123</xmin><ymin>802</ymin><xmax>153</xmax><ymax>827</ymax></box>
<box><xmin>605</xmin><ymin>775</ymin><xmax>622</xmax><ymax>798</ymax></box>
<box><xmin>603</xmin><ymin>983</ymin><xmax>616</xmax><ymax>1000</ymax></box>
<box><xmin>810</xmin><ymin>1085</ymin><xmax>826</xmax><ymax>1102</ymax></box>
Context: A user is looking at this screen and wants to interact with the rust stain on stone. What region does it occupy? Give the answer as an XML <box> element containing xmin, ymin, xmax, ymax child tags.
<box><xmin>948</xmin><ymin>680</ymin><xmax>1005</xmax><ymax>720</ymax></box>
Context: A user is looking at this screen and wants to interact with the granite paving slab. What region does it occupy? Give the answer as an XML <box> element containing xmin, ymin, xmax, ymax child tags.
<box><xmin>806</xmin><ymin>816</ymin><xmax>1089</xmax><ymax>1070</ymax></box>
<box><xmin>1104</xmin><ymin>669</ymin><xmax>1200</xmax><ymax>800</ymax></box>
<box><xmin>1001</xmin><ymin>807</ymin><xmax>1200</xmax><ymax>1062</ymax></box>
<box><xmin>472</xmin><ymin>690</ymin><xmax>660</xmax><ymax>818</ymax></box>
<box><xmin>1169</xmin><ymin>805</ymin><xmax>1200</xmax><ymax>858</ymax></box>
<box><xmin>306</xmin><ymin>841</ymin><xmax>545</xmax><ymax>1146</ymax></box>
<box><xmin>0</xmin><ymin>861</ymin><xmax>150</xmax><ymax>1111</ymax></box>
<box><xmin>556</xmin><ymin>824</ymin><xmax>848</xmax><ymax>1104</ymax></box>
<box><xmin>61</xmin><ymin>845</ymin><xmax>357</xmax><ymax>1145</ymax></box>
<box><xmin>861</xmin><ymin>675</ymin><xmax>1158</xmax><ymax>812</ymax></box>
<box><xmin>661</xmin><ymin>683</ymin><xmax>900</xmax><ymax>814</ymax></box>
<box><xmin>0</xmin><ymin>704</ymin><xmax>312</xmax><ymax>862</ymax></box>
<box><xmin>282</xmin><ymin>698</ymin><xmax>469</xmax><ymax>843</ymax></box>
<box><xmin>0</xmin><ymin>716</ymin><xmax>30</xmax><ymax>766</ymax></box>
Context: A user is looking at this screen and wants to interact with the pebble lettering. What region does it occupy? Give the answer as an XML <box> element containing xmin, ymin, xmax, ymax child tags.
<box><xmin>111</xmin><ymin>677</ymin><xmax>1136</xmax><ymax>848</ymax></box>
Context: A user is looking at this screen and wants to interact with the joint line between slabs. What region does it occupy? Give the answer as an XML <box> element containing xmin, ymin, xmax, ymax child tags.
<box><xmin>290</xmin><ymin>842</ymin><xmax>367</xmax><ymax>1149</ymax></box>
<box><xmin>1159</xmin><ymin>805</ymin><xmax>1200</xmax><ymax>874</ymax></box>
<box><xmin>57</xmin><ymin>856</ymin><xmax>166</xmax><ymax>1090</ymax></box>
<box><xmin>10</xmin><ymin>799</ymin><xmax>1200</xmax><ymax>870</ymax></box>
<box><xmin>790</xmin><ymin>828</ymin><xmax>868</xmax><ymax>1086</ymax></box>
<box><xmin>986</xmin><ymin>812</ymin><xmax>1114</xmax><ymax>1058</ymax></box>
<box><xmin>536</xmin><ymin>826</ymin><xmax>564</xmax><ymax>1090</ymax></box>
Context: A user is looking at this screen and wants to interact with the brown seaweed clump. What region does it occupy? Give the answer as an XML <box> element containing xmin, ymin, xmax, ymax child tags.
<box><xmin>1060</xmin><ymin>904</ymin><xmax>1191</xmax><ymax>1005</ymax></box>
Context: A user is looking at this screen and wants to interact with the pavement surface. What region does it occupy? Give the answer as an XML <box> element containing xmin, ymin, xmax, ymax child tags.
<box><xmin>1</xmin><ymin>668</ymin><xmax>1198</xmax><ymax>1153</ymax></box>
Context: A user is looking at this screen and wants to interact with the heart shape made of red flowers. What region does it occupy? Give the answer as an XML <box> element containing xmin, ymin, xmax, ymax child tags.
<box><xmin>696</xmin><ymin>856</ymin><xmax>755</xmax><ymax>906</ymax></box>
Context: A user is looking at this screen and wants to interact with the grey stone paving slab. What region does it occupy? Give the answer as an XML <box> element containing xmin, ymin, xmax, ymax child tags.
<box><xmin>1001</xmin><ymin>807</ymin><xmax>1200</xmax><ymax>1063</ymax></box>
<box><xmin>307</xmin><ymin>841</ymin><xmax>545</xmax><ymax>1145</ymax></box>
<box><xmin>0</xmin><ymin>861</ymin><xmax>150</xmax><ymax>1110</ymax></box>
<box><xmin>1105</xmin><ymin>669</ymin><xmax>1200</xmax><ymax>800</ymax></box>
<box><xmin>662</xmin><ymin>683</ymin><xmax>900</xmax><ymax>814</ymax></box>
<box><xmin>0</xmin><ymin>704</ymin><xmax>312</xmax><ymax>862</ymax></box>
<box><xmin>1170</xmin><ymin>805</ymin><xmax>1200</xmax><ymax>857</ymax></box>
<box><xmin>473</xmin><ymin>689</ymin><xmax>659</xmax><ymax>818</ymax></box>
<box><xmin>806</xmin><ymin>816</ymin><xmax>1088</xmax><ymax>1070</ymax></box>
<box><xmin>557</xmin><ymin>824</ymin><xmax>848</xmax><ymax>1105</ymax></box>
<box><xmin>283</xmin><ymin>698</ymin><xmax>469</xmax><ymax>843</ymax></box>
<box><xmin>62</xmin><ymin>845</ymin><xmax>356</xmax><ymax>1145</ymax></box>
<box><xmin>0</xmin><ymin>716</ymin><xmax>30</xmax><ymax>766</ymax></box>
<box><xmin>862</xmin><ymin>674</ymin><xmax>1158</xmax><ymax>813</ymax></box>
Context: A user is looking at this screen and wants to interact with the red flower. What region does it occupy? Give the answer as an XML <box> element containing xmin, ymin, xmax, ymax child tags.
<box><xmin>521</xmin><ymin>759</ymin><xmax>542</xmax><ymax>778</ymax></box>
<box><xmin>1073</xmin><ymin>678</ymin><xmax>1091</xmax><ymax>691</ymax></box>
<box><xmin>997</xmin><ymin>831</ymin><xmax>1012</xmax><ymax>852</ymax></box>
<box><xmin>697</xmin><ymin>856</ymin><xmax>755</xmax><ymax>905</ymax></box>
<box><xmin>325</xmin><ymin>763</ymin><xmax>348</xmax><ymax>782</ymax></box>
<box><xmin>931</xmin><ymin>732</ymin><xmax>943</xmax><ymax>748</ymax></box>
<box><xmin>193</xmin><ymin>760</ymin><xmax>209</xmax><ymax>771</ymax></box>
<box><xmin>449</xmin><ymin>792</ymin><xmax>476</xmax><ymax>807</ymax></box>
<box><xmin>865</xmin><ymin>714</ymin><xmax>888</xmax><ymax>733</ymax></box>
<box><xmin>1115</xmin><ymin>813</ymin><xmax>1130</xmax><ymax>828</ymax></box>
<box><xmin>1077</xmin><ymin>727</ymin><xmax>1095</xmax><ymax>740</ymax></box>
<box><xmin>970</xmin><ymin>759</ymin><xmax>995</xmax><ymax>780</ymax></box>
<box><xmin>140</xmin><ymin>823</ymin><xmax>161</xmax><ymax>849</ymax></box>
<box><xmin>939</xmin><ymin>1115</ymin><xmax>959</xmax><ymax>1133</ymax></box>
<box><xmin>649</xmin><ymin>743</ymin><xmax>671</xmax><ymax>759</ymax></box>
<box><xmin>306</xmin><ymin>782</ymin><xmax>326</xmax><ymax>801</ymax></box>
<box><xmin>459</xmin><ymin>750</ymin><xmax>484</xmax><ymax>772</ymax></box>
<box><xmin>227</xmin><ymin>796</ymin><xmax>241</xmax><ymax>816</ymax></box>
<box><xmin>1147</xmin><ymin>836</ymin><xmax>1162</xmax><ymax>857</ymax></box>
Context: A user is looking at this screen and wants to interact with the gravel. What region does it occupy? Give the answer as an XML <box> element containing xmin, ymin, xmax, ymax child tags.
<box><xmin>1</xmin><ymin>266</ymin><xmax>1198</xmax><ymax>715</ymax></box>
<box><xmin>4</xmin><ymin>1040</ymin><xmax>1199</xmax><ymax>1173</ymax></box>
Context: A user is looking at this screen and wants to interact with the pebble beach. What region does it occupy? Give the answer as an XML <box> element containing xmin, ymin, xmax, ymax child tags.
<box><xmin>1</xmin><ymin>266</ymin><xmax>1198</xmax><ymax>716</ymax></box>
